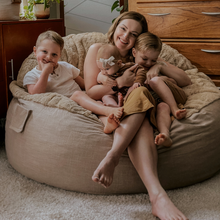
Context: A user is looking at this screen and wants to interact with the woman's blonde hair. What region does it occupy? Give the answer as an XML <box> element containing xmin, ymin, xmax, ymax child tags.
<box><xmin>36</xmin><ymin>30</ymin><xmax>64</xmax><ymax>50</ymax></box>
<box><xmin>134</xmin><ymin>32</ymin><xmax>162</xmax><ymax>53</ymax></box>
<box><xmin>107</xmin><ymin>11</ymin><xmax>148</xmax><ymax>45</ymax></box>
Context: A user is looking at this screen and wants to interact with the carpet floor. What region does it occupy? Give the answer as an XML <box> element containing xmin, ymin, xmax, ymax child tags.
<box><xmin>1</xmin><ymin>146</ymin><xmax>220</xmax><ymax>220</ymax></box>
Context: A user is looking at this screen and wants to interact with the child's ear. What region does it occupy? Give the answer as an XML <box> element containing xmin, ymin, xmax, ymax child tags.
<box><xmin>132</xmin><ymin>48</ymin><xmax>136</xmax><ymax>57</ymax></box>
<box><xmin>33</xmin><ymin>46</ymin><xmax>37</xmax><ymax>56</ymax></box>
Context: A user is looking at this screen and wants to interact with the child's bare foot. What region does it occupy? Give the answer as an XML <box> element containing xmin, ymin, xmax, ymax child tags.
<box><xmin>92</xmin><ymin>151</ymin><xmax>119</xmax><ymax>188</ymax></box>
<box><xmin>106</xmin><ymin>107</ymin><xmax>124</xmax><ymax>119</ymax></box>
<box><xmin>104</xmin><ymin>114</ymin><xmax>120</xmax><ymax>134</ymax></box>
<box><xmin>174</xmin><ymin>108</ymin><xmax>187</xmax><ymax>120</ymax></box>
<box><xmin>151</xmin><ymin>191</ymin><xmax>188</xmax><ymax>220</ymax></box>
<box><xmin>118</xmin><ymin>92</ymin><xmax>124</xmax><ymax>107</ymax></box>
<box><xmin>155</xmin><ymin>133</ymin><xmax>172</xmax><ymax>147</ymax></box>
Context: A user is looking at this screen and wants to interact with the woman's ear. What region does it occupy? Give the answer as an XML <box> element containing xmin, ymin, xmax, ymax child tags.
<box><xmin>132</xmin><ymin>48</ymin><xmax>136</xmax><ymax>57</ymax></box>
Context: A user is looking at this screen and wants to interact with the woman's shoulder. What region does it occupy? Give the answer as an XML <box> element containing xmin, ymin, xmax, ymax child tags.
<box><xmin>89</xmin><ymin>42</ymin><xmax>105</xmax><ymax>51</ymax></box>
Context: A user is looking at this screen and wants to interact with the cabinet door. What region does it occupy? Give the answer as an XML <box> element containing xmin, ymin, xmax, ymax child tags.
<box><xmin>0</xmin><ymin>24</ymin><xmax>7</xmax><ymax>118</ymax></box>
<box><xmin>2</xmin><ymin>19</ymin><xmax>65</xmax><ymax>105</ymax></box>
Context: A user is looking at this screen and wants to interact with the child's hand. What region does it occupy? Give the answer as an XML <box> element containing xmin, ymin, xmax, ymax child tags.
<box><xmin>39</xmin><ymin>60</ymin><xmax>54</xmax><ymax>75</ymax></box>
<box><xmin>97</xmin><ymin>72</ymin><xmax>117</xmax><ymax>87</ymax></box>
<box><xmin>132</xmin><ymin>82</ymin><xmax>141</xmax><ymax>89</ymax></box>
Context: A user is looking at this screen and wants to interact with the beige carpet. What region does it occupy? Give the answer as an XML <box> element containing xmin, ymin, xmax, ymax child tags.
<box><xmin>1</xmin><ymin>145</ymin><xmax>220</xmax><ymax>220</ymax></box>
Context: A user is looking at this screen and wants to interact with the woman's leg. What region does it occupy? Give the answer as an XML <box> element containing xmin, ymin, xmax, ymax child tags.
<box><xmin>149</xmin><ymin>77</ymin><xmax>186</xmax><ymax>120</ymax></box>
<box><xmin>70</xmin><ymin>91</ymin><xmax>123</xmax><ymax>118</ymax></box>
<box><xmin>92</xmin><ymin>112</ymin><xmax>146</xmax><ymax>188</ymax></box>
<box><xmin>127</xmin><ymin>118</ymin><xmax>188</xmax><ymax>220</ymax></box>
<box><xmin>155</xmin><ymin>102</ymin><xmax>172</xmax><ymax>147</ymax></box>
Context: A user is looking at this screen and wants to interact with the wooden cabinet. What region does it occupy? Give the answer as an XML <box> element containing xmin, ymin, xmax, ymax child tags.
<box><xmin>128</xmin><ymin>0</ymin><xmax>220</xmax><ymax>86</ymax></box>
<box><xmin>0</xmin><ymin>19</ymin><xmax>65</xmax><ymax>118</ymax></box>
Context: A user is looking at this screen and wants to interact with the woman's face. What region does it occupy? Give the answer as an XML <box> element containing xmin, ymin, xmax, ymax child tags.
<box><xmin>132</xmin><ymin>48</ymin><xmax>160</xmax><ymax>70</ymax></box>
<box><xmin>113</xmin><ymin>19</ymin><xmax>142</xmax><ymax>55</ymax></box>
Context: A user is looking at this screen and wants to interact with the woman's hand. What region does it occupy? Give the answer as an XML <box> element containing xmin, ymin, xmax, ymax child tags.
<box><xmin>97</xmin><ymin>72</ymin><xmax>117</xmax><ymax>87</ymax></box>
<box><xmin>116</xmin><ymin>64</ymin><xmax>137</xmax><ymax>88</ymax></box>
<box><xmin>144</xmin><ymin>63</ymin><xmax>162</xmax><ymax>85</ymax></box>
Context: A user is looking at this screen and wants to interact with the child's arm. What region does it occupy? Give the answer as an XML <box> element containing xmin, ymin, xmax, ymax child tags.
<box><xmin>133</xmin><ymin>65</ymin><xmax>146</xmax><ymax>86</ymax></box>
<box><xmin>74</xmin><ymin>75</ymin><xmax>85</xmax><ymax>90</ymax></box>
<box><xmin>27</xmin><ymin>61</ymin><xmax>54</xmax><ymax>94</ymax></box>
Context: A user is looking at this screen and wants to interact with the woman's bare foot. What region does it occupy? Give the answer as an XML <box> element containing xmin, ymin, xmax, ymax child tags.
<box><xmin>174</xmin><ymin>108</ymin><xmax>187</xmax><ymax>120</ymax></box>
<box><xmin>155</xmin><ymin>133</ymin><xmax>172</xmax><ymax>147</ymax></box>
<box><xmin>118</xmin><ymin>92</ymin><xmax>124</xmax><ymax>107</ymax></box>
<box><xmin>151</xmin><ymin>191</ymin><xmax>188</xmax><ymax>220</ymax></box>
<box><xmin>92</xmin><ymin>151</ymin><xmax>119</xmax><ymax>188</ymax></box>
<box><xmin>104</xmin><ymin>114</ymin><xmax>120</xmax><ymax>134</ymax></box>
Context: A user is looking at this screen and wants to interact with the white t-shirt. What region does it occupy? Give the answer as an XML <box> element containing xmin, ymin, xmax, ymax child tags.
<box><xmin>23</xmin><ymin>61</ymin><xmax>81</xmax><ymax>98</ymax></box>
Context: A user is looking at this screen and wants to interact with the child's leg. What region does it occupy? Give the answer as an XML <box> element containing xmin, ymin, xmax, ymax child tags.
<box><xmin>70</xmin><ymin>91</ymin><xmax>123</xmax><ymax>119</ymax></box>
<box><xmin>154</xmin><ymin>102</ymin><xmax>172</xmax><ymax>147</ymax></box>
<box><xmin>99</xmin><ymin>114</ymin><xmax>120</xmax><ymax>134</ymax></box>
<box><xmin>149</xmin><ymin>77</ymin><xmax>186</xmax><ymax>120</ymax></box>
<box><xmin>102</xmin><ymin>94</ymin><xmax>119</xmax><ymax>107</ymax></box>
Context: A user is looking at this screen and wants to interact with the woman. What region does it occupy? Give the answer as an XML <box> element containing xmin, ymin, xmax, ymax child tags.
<box><xmin>82</xmin><ymin>11</ymin><xmax>190</xmax><ymax>220</ymax></box>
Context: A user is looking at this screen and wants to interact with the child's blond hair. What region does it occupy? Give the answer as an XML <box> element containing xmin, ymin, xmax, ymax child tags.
<box><xmin>36</xmin><ymin>30</ymin><xmax>64</xmax><ymax>50</ymax></box>
<box><xmin>97</xmin><ymin>44</ymin><xmax>121</xmax><ymax>64</ymax></box>
<box><xmin>134</xmin><ymin>32</ymin><xmax>162</xmax><ymax>53</ymax></box>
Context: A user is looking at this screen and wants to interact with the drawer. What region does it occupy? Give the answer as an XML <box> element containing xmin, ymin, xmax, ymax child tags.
<box><xmin>137</xmin><ymin>1</ymin><xmax>220</xmax><ymax>39</ymax></box>
<box><xmin>164</xmin><ymin>41</ymin><xmax>220</xmax><ymax>85</ymax></box>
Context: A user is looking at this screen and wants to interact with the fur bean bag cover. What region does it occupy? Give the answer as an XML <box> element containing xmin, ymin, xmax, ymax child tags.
<box><xmin>5</xmin><ymin>32</ymin><xmax>220</xmax><ymax>194</ymax></box>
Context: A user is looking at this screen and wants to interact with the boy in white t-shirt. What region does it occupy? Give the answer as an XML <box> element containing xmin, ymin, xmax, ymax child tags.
<box><xmin>23</xmin><ymin>30</ymin><xmax>85</xmax><ymax>97</ymax></box>
<box><xmin>24</xmin><ymin>30</ymin><xmax>124</xmax><ymax>123</ymax></box>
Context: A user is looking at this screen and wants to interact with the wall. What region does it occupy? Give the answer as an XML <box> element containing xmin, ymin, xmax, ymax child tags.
<box><xmin>64</xmin><ymin>0</ymin><xmax>120</xmax><ymax>35</ymax></box>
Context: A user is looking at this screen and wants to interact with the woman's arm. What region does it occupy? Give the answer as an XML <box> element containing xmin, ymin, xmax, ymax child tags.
<box><xmin>157</xmin><ymin>57</ymin><xmax>192</xmax><ymax>87</ymax></box>
<box><xmin>145</xmin><ymin>58</ymin><xmax>191</xmax><ymax>87</ymax></box>
<box><xmin>84</xmin><ymin>43</ymin><xmax>114</xmax><ymax>100</ymax></box>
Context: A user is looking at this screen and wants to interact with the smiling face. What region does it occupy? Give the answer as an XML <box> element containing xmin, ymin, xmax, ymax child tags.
<box><xmin>113</xmin><ymin>19</ymin><xmax>142</xmax><ymax>57</ymax></box>
<box><xmin>132</xmin><ymin>48</ymin><xmax>160</xmax><ymax>70</ymax></box>
<box><xmin>33</xmin><ymin>39</ymin><xmax>61</xmax><ymax>70</ymax></box>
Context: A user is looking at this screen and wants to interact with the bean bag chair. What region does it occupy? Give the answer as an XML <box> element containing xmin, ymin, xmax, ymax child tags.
<box><xmin>5</xmin><ymin>32</ymin><xmax>220</xmax><ymax>194</ymax></box>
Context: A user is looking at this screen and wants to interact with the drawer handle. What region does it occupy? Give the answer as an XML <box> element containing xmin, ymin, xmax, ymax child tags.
<box><xmin>8</xmin><ymin>59</ymin><xmax>14</xmax><ymax>80</ymax></box>
<box><xmin>201</xmin><ymin>49</ymin><xmax>220</xmax><ymax>53</ymax></box>
<box><xmin>147</xmin><ymin>13</ymin><xmax>170</xmax><ymax>16</ymax></box>
<box><xmin>202</xmin><ymin>12</ymin><xmax>220</xmax><ymax>15</ymax></box>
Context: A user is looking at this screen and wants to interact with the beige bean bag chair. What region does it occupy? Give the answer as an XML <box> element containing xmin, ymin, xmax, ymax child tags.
<box><xmin>5</xmin><ymin>32</ymin><xmax>220</xmax><ymax>194</ymax></box>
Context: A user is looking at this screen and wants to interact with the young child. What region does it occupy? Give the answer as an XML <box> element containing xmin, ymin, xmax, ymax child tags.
<box><xmin>132</xmin><ymin>32</ymin><xmax>188</xmax><ymax>146</ymax></box>
<box><xmin>23</xmin><ymin>30</ymin><xmax>85</xmax><ymax>98</ymax></box>
<box><xmin>23</xmin><ymin>30</ymin><xmax>122</xmax><ymax>121</ymax></box>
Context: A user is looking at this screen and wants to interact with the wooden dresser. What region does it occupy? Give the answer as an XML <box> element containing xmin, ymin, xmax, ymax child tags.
<box><xmin>0</xmin><ymin>19</ymin><xmax>65</xmax><ymax>118</ymax></box>
<box><xmin>128</xmin><ymin>0</ymin><xmax>220</xmax><ymax>86</ymax></box>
